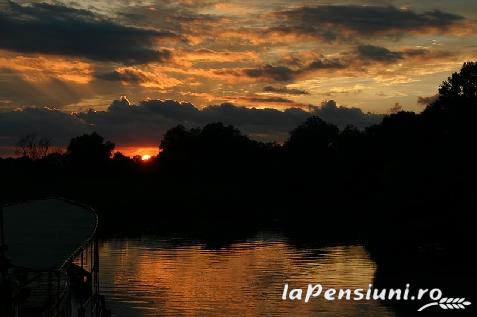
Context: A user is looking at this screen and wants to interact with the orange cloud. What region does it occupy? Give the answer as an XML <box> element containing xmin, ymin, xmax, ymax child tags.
<box><xmin>96</xmin><ymin>66</ymin><xmax>182</xmax><ymax>89</ymax></box>
<box><xmin>226</xmin><ymin>95</ymin><xmax>307</xmax><ymax>109</ymax></box>
<box><xmin>0</xmin><ymin>52</ymin><xmax>93</xmax><ymax>84</ymax></box>
<box><xmin>214</xmin><ymin>28</ymin><xmax>317</xmax><ymax>45</ymax></box>
<box><xmin>179</xmin><ymin>49</ymin><xmax>260</xmax><ymax>63</ymax></box>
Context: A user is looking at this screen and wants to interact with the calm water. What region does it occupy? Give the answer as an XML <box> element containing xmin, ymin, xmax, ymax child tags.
<box><xmin>98</xmin><ymin>232</ymin><xmax>395</xmax><ymax>317</ymax></box>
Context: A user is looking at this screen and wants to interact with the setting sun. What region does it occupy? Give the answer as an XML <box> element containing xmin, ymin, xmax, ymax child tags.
<box><xmin>114</xmin><ymin>146</ymin><xmax>159</xmax><ymax>159</ymax></box>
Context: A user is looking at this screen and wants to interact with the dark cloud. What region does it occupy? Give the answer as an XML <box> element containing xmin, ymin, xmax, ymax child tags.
<box><xmin>275</xmin><ymin>5</ymin><xmax>463</xmax><ymax>40</ymax></box>
<box><xmin>96</xmin><ymin>70</ymin><xmax>144</xmax><ymax>83</ymax></box>
<box><xmin>0</xmin><ymin>1</ymin><xmax>175</xmax><ymax>64</ymax></box>
<box><xmin>0</xmin><ymin>107</ymin><xmax>93</xmax><ymax>148</ymax></box>
<box><xmin>356</xmin><ymin>45</ymin><xmax>403</xmax><ymax>62</ymax></box>
<box><xmin>243</xmin><ymin>65</ymin><xmax>296</xmax><ymax>82</ymax></box>
<box><xmin>235</xmin><ymin>57</ymin><xmax>347</xmax><ymax>82</ymax></box>
<box><xmin>354</xmin><ymin>45</ymin><xmax>452</xmax><ymax>64</ymax></box>
<box><xmin>316</xmin><ymin>100</ymin><xmax>384</xmax><ymax>129</ymax></box>
<box><xmin>234</xmin><ymin>45</ymin><xmax>448</xmax><ymax>83</ymax></box>
<box><xmin>238</xmin><ymin>96</ymin><xmax>294</xmax><ymax>104</ymax></box>
<box><xmin>172</xmin><ymin>0</ymin><xmax>222</xmax><ymax>9</ymax></box>
<box><xmin>306</xmin><ymin>58</ymin><xmax>346</xmax><ymax>70</ymax></box>
<box><xmin>418</xmin><ymin>94</ymin><xmax>439</xmax><ymax>105</ymax></box>
<box><xmin>0</xmin><ymin>98</ymin><xmax>384</xmax><ymax>152</ymax></box>
<box><xmin>263</xmin><ymin>86</ymin><xmax>310</xmax><ymax>95</ymax></box>
<box><xmin>108</xmin><ymin>96</ymin><xmax>133</xmax><ymax>111</ymax></box>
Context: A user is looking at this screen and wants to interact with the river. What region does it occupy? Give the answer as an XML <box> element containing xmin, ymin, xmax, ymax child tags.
<box><xmin>98</xmin><ymin>231</ymin><xmax>396</xmax><ymax>316</ymax></box>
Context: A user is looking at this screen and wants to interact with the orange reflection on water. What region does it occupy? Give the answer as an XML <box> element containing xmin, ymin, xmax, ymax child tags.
<box><xmin>99</xmin><ymin>236</ymin><xmax>395</xmax><ymax>317</ymax></box>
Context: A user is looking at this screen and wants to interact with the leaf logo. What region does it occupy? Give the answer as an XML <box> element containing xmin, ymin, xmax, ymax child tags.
<box><xmin>439</xmin><ymin>298</ymin><xmax>471</xmax><ymax>310</ymax></box>
<box><xmin>418</xmin><ymin>297</ymin><xmax>471</xmax><ymax>312</ymax></box>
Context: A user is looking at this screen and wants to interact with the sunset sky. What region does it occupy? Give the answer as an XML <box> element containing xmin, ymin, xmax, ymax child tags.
<box><xmin>1</xmin><ymin>0</ymin><xmax>477</xmax><ymax>154</ymax></box>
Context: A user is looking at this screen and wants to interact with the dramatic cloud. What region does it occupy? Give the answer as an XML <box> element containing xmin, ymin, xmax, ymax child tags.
<box><xmin>219</xmin><ymin>45</ymin><xmax>451</xmax><ymax>84</ymax></box>
<box><xmin>95</xmin><ymin>67</ymin><xmax>182</xmax><ymax>89</ymax></box>
<box><xmin>263</xmin><ymin>86</ymin><xmax>310</xmax><ymax>95</ymax></box>
<box><xmin>353</xmin><ymin>45</ymin><xmax>454</xmax><ymax>68</ymax></box>
<box><xmin>0</xmin><ymin>1</ymin><xmax>175</xmax><ymax>64</ymax></box>
<box><xmin>243</xmin><ymin>65</ymin><xmax>296</xmax><ymax>82</ymax></box>
<box><xmin>356</xmin><ymin>45</ymin><xmax>404</xmax><ymax>62</ymax></box>
<box><xmin>228</xmin><ymin>57</ymin><xmax>347</xmax><ymax>82</ymax></box>
<box><xmin>235</xmin><ymin>96</ymin><xmax>295</xmax><ymax>104</ymax></box>
<box><xmin>0</xmin><ymin>107</ymin><xmax>93</xmax><ymax>147</ymax></box>
<box><xmin>306</xmin><ymin>58</ymin><xmax>346</xmax><ymax>70</ymax></box>
<box><xmin>275</xmin><ymin>5</ymin><xmax>464</xmax><ymax>40</ymax></box>
<box><xmin>96</xmin><ymin>70</ymin><xmax>143</xmax><ymax>83</ymax></box>
<box><xmin>316</xmin><ymin>100</ymin><xmax>384</xmax><ymax>128</ymax></box>
<box><xmin>0</xmin><ymin>1</ymin><xmax>474</xmax><ymax>116</ymax></box>
<box><xmin>0</xmin><ymin>98</ymin><xmax>384</xmax><ymax>153</ymax></box>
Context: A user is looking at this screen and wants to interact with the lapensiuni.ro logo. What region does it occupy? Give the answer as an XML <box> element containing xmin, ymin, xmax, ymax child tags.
<box><xmin>282</xmin><ymin>284</ymin><xmax>472</xmax><ymax>312</ymax></box>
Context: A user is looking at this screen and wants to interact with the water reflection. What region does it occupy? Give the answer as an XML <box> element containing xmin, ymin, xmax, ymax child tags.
<box><xmin>99</xmin><ymin>233</ymin><xmax>395</xmax><ymax>317</ymax></box>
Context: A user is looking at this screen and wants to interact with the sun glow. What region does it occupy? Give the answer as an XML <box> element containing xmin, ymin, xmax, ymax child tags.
<box><xmin>114</xmin><ymin>146</ymin><xmax>159</xmax><ymax>158</ymax></box>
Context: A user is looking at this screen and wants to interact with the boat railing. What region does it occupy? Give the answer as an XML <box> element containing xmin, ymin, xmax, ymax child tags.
<box><xmin>0</xmin><ymin>198</ymin><xmax>109</xmax><ymax>317</ymax></box>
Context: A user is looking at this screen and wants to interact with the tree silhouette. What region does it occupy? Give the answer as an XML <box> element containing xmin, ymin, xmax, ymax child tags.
<box><xmin>424</xmin><ymin>61</ymin><xmax>477</xmax><ymax>116</ymax></box>
<box><xmin>285</xmin><ymin>116</ymin><xmax>339</xmax><ymax>156</ymax></box>
<box><xmin>15</xmin><ymin>134</ymin><xmax>51</xmax><ymax>160</ymax></box>
<box><xmin>160</xmin><ymin>125</ymin><xmax>198</xmax><ymax>163</ymax></box>
<box><xmin>67</xmin><ymin>132</ymin><xmax>115</xmax><ymax>167</ymax></box>
<box><xmin>439</xmin><ymin>61</ymin><xmax>477</xmax><ymax>100</ymax></box>
<box><xmin>158</xmin><ymin>122</ymin><xmax>262</xmax><ymax>179</ymax></box>
<box><xmin>421</xmin><ymin>62</ymin><xmax>477</xmax><ymax>158</ymax></box>
<box><xmin>197</xmin><ymin>123</ymin><xmax>255</xmax><ymax>157</ymax></box>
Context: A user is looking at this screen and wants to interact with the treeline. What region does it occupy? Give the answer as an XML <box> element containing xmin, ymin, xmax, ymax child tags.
<box><xmin>1</xmin><ymin>62</ymin><xmax>476</xmax><ymax>242</ymax></box>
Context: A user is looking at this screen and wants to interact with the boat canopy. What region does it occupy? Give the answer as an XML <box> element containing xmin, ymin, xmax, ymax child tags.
<box><xmin>2</xmin><ymin>199</ymin><xmax>98</xmax><ymax>271</ymax></box>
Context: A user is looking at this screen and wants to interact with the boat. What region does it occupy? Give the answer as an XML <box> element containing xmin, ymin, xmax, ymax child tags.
<box><xmin>0</xmin><ymin>198</ymin><xmax>110</xmax><ymax>317</ymax></box>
